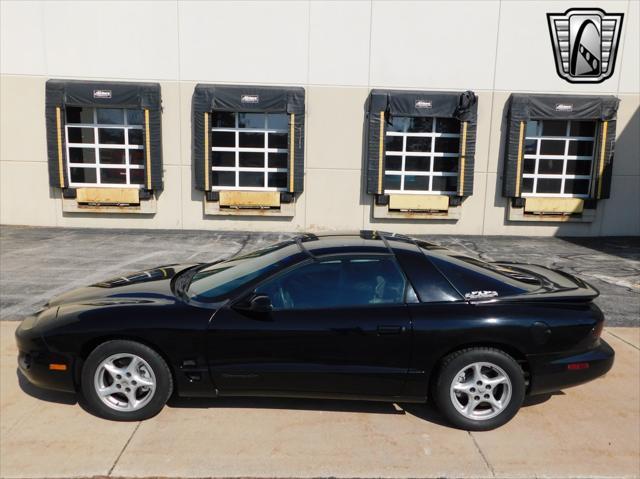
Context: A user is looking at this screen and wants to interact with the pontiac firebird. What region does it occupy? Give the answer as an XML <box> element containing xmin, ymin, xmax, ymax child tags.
<box><xmin>16</xmin><ymin>231</ymin><xmax>614</xmax><ymax>430</ymax></box>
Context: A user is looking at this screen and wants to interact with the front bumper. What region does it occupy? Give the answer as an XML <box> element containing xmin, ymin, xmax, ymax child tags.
<box><xmin>528</xmin><ymin>339</ymin><xmax>615</xmax><ymax>396</ymax></box>
<box><xmin>15</xmin><ymin>316</ymin><xmax>76</xmax><ymax>393</ymax></box>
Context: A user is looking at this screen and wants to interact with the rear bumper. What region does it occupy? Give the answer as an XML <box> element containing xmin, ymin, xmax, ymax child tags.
<box><xmin>528</xmin><ymin>339</ymin><xmax>615</xmax><ymax>396</ymax></box>
<box><xmin>15</xmin><ymin>318</ymin><xmax>76</xmax><ymax>394</ymax></box>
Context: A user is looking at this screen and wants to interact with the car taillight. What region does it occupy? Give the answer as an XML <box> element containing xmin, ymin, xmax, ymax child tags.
<box><xmin>567</xmin><ymin>362</ymin><xmax>590</xmax><ymax>370</ymax></box>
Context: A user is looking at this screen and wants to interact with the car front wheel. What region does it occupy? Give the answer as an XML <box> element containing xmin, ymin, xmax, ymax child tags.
<box><xmin>81</xmin><ymin>340</ymin><xmax>173</xmax><ymax>421</ymax></box>
<box><xmin>434</xmin><ymin>347</ymin><xmax>525</xmax><ymax>431</ymax></box>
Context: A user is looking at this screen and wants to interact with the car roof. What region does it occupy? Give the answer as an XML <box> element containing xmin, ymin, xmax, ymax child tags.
<box><xmin>293</xmin><ymin>230</ymin><xmax>443</xmax><ymax>257</ymax></box>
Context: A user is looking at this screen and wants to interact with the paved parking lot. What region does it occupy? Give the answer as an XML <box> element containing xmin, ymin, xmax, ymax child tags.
<box><xmin>1</xmin><ymin>226</ymin><xmax>638</xmax><ymax>325</ymax></box>
<box><xmin>0</xmin><ymin>322</ymin><xmax>638</xmax><ymax>479</ymax></box>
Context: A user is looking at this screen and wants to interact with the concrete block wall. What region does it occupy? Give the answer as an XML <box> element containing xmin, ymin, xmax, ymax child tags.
<box><xmin>1</xmin><ymin>0</ymin><xmax>638</xmax><ymax>235</ymax></box>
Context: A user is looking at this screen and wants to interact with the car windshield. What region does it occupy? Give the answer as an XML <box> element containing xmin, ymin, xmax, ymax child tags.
<box><xmin>186</xmin><ymin>241</ymin><xmax>301</xmax><ymax>302</ymax></box>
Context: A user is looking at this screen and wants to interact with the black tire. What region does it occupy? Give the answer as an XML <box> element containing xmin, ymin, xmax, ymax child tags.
<box><xmin>433</xmin><ymin>347</ymin><xmax>525</xmax><ymax>431</ymax></box>
<box><xmin>81</xmin><ymin>340</ymin><xmax>173</xmax><ymax>421</ymax></box>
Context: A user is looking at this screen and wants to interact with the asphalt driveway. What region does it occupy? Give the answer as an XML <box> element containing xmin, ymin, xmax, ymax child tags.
<box><xmin>1</xmin><ymin>226</ymin><xmax>638</xmax><ymax>325</ymax></box>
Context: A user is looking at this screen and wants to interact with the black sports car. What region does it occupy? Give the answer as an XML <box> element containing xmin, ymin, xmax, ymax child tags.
<box><xmin>16</xmin><ymin>231</ymin><xmax>614</xmax><ymax>430</ymax></box>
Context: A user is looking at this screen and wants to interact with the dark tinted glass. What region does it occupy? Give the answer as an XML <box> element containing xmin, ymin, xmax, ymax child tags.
<box><xmin>130</xmin><ymin>169</ymin><xmax>145</xmax><ymax>185</ymax></box>
<box><xmin>521</xmin><ymin>177</ymin><xmax>533</xmax><ymax>193</ymax></box>
<box><xmin>523</xmin><ymin>158</ymin><xmax>536</xmax><ymax>174</ymax></box>
<box><xmin>239</xmin><ymin>152</ymin><xmax>264</xmax><ymax>168</ymax></box>
<box><xmin>126</xmin><ymin>109</ymin><xmax>144</xmax><ymax>125</ymax></box>
<box><xmin>100</xmin><ymin>168</ymin><xmax>127</xmax><ymax>184</ymax></box>
<box><xmin>385</xmin><ymin>136</ymin><xmax>403</xmax><ymax>151</ymax></box>
<box><xmin>130</xmin><ymin>150</ymin><xmax>145</xmax><ymax>165</ymax></box>
<box><xmin>564</xmin><ymin>179</ymin><xmax>590</xmax><ymax>195</ymax></box>
<box><xmin>268</xmin><ymin>113</ymin><xmax>288</xmax><ymax>130</ymax></box>
<box><xmin>128</xmin><ymin>129</ymin><xmax>144</xmax><ymax>145</ymax></box>
<box><xmin>538</xmin><ymin>158</ymin><xmax>564</xmax><ymax>174</ymax></box>
<box><xmin>429</xmin><ymin>254</ymin><xmax>539</xmax><ymax>299</ymax></box>
<box><xmin>69</xmin><ymin>147</ymin><xmax>95</xmax><ymax>164</ymax></box>
<box><xmin>435</xmin><ymin>137</ymin><xmax>460</xmax><ymax>153</ymax></box>
<box><xmin>238</xmin><ymin>113</ymin><xmax>265</xmax><ymax>129</ymax></box>
<box><xmin>407</xmin><ymin>117</ymin><xmax>433</xmax><ymax>132</ymax></box>
<box><xmin>566</xmin><ymin>160</ymin><xmax>593</xmax><ymax>175</ymax></box>
<box><xmin>269</xmin><ymin>133</ymin><xmax>288</xmax><ymax>149</ymax></box>
<box><xmin>524</xmin><ymin>139</ymin><xmax>537</xmax><ymax>154</ymax></box>
<box><xmin>568</xmin><ymin>141</ymin><xmax>594</xmax><ymax>156</ymax></box>
<box><xmin>100</xmin><ymin>149</ymin><xmax>125</xmax><ymax>164</ymax></box>
<box><xmin>540</xmin><ymin>140</ymin><xmax>565</xmax><ymax>155</ymax></box>
<box><xmin>70</xmin><ymin>167</ymin><xmax>96</xmax><ymax>184</ymax></box>
<box><xmin>432</xmin><ymin>175</ymin><xmax>458</xmax><ymax>192</ymax></box>
<box><xmin>525</xmin><ymin>120</ymin><xmax>539</xmax><ymax>137</ymax></box>
<box><xmin>212</xmin><ymin>131</ymin><xmax>235</xmax><ymax>147</ymax></box>
<box><xmin>405</xmin><ymin>157</ymin><xmax>430</xmax><ymax>171</ymax></box>
<box><xmin>98</xmin><ymin>129</ymin><xmax>125</xmax><ymax>145</ymax></box>
<box><xmin>213</xmin><ymin>171</ymin><xmax>235</xmax><ymax>186</ymax></box>
<box><xmin>268</xmin><ymin>172</ymin><xmax>287</xmax><ymax>188</ymax></box>
<box><xmin>67</xmin><ymin>127</ymin><xmax>94</xmax><ymax>144</ymax></box>
<box><xmin>269</xmin><ymin>153</ymin><xmax>288</xmax><ymax>168</ymax></box>
<box><xmin>97</xmin><ymin>108</ymin><xmax>124</xmax><ymax>125</ymax></box>
<box><xmin>239</xmin><ymin>172</ymin><xmax>264</xmax><ymax>187</ymax></box>
<box><xmin>212</xmin><ymin>151</ymin><xmax>235</xmax><ymax>167</ymax></box>
<box><xmin>395</xmin><ymin>251</ymin><xmax>461</xmax><ymax>302</ymax></box>
<box><xmin>437</xmin><ymin>118</ymin><xmax>460</xmax><ymax>134</ymax></box>
<box><xmin>239</xmin><ymin>132</ymin><xmax>264</xmax><ymax>148</ymax></box>
<box><xmin>385</xmin><ymin>156</ymin><xmax>402</xmax><ymax>171</ymax></box>
<box><xmin>570</xmin><ymin>121</ymin><xmax>596</xmax><ymax>137</ymax></box>
<box><xmin>213</xmin><ymin>112</ymin><xmax>235</xmax><ymax>128</ymax></box>
<box><xmin>541</xmin><ymin>120</ymin><xmax>567</xmax><ymax>136</ymax></box>
<box><xmin>404</xmin><ymin>175</ymin><xmax>429</xmax><ymax>190</ymax></box>
<box><xmin>256</xmin><ymin>256</ymin><xmax>406</xmax><ymax>310</ymax></box>
<box><xmin>406</xmin><ymin>137</ymin><xmax>431</xmax><ymax>152</ymax></box>
<box><xmin>384</xmin><ymin>174</ymin><xmax>401</xmax><ymax>190</ymax></box>
<box><xmin>537</xmin><ymin>178</ymin><xmax>562</xmax><ymax>193</ymax></box>
<box><xmin>66</xmin><ymin>107</ymin><xmax>93</xmax><ymax>124</ymax></box>
<box><xmin>434</xmin><ymin>157</ymin><xmax>458</xmax><ymax>173</ymax></box>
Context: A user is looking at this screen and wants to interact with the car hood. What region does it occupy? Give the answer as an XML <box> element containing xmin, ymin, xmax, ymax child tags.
<box><xmin>47</xmin><ymin>264</ymin><xmax>199</xmax><ymax>307</ymax></box>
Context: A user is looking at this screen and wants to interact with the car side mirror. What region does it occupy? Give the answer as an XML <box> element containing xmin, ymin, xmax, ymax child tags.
<box><xmin>235</xmin><ymin>294</ymin><xmax>272</xmax><ymax>313</ymax></box>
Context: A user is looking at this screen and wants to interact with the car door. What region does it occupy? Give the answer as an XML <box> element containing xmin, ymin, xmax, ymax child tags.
<box><xmin>207</xmin><ymin>254</ymin><xmax>414</xmax><ymax>398</ymax></box>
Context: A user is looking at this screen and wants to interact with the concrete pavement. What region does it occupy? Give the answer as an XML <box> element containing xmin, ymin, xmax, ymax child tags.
<box><xmin>0</xmin><ymin>321</ymin><xmax>638</xmax><ymax>479</ymax></box>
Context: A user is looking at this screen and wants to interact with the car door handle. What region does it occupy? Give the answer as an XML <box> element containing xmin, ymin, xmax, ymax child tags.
<box><xmin>377</xmin><ymin>325</ymin><xmax>406</xmax><ymax>335</ymax></box>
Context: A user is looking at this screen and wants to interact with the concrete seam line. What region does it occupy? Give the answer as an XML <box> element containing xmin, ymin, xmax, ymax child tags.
<box><xmin>469</xmin><ymin>430</ymin><xmax>496</xmax><ymax>478</ymax></box>
<box><xmin>108</xmin><ymin>421</ymin><xmax>141</xmax><ymax>476</ymax></box>
<box><xmin>606</xmin><ymin>330</ymin><xmax>640</xmax><ymax>351</ymax></box>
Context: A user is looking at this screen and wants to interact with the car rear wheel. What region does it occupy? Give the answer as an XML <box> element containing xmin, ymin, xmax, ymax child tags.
<box><xmin>81</xmin><ymin>340</ymin><xmax>173</xmax><ymax>421</ymax></box>
<box><xmin>434</xmin><ymin>347</ymin><xmax>525</xmax><ymax>431</ymax></box>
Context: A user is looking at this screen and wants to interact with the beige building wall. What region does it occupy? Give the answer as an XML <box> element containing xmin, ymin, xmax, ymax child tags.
<box><xmin>1</xmin><ymin>0</ymin><xmax>638</xmax><ymax>235</ymax></box>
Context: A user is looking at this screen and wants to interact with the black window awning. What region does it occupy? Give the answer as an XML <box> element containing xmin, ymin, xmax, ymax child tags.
<box><xmin>366</xmin><ymin>89</ymin><xmax>478</xmax><ymax>197</ymax></box>
<box><xmin>45</xmin><ymin>79</ymin><xmax>163</xmax><ymax>191</ymax></box>
<box><xmin>503</xmin><ymin>93</ymin><xmax>620</xmax><ymax>199</ymax></box>
<box><xmin>192</xmin><ymin>84</ymin><xmax>305</xmax><ymax>195</ymax></box>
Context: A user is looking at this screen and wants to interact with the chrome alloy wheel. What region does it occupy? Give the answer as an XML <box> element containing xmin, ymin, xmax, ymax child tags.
<box><xmin>93</xmin><ymin>353</ymin><xmax>156</xmax><ymax>412</ymax></box>
<box><xmin>449</xmin><ymin>361</ymin><xmax>512</xmax><ymax>421</ymax></box>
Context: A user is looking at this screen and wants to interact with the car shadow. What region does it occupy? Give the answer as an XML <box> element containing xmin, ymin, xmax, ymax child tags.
<box><xmin>16</xmin><ymin>369</ymin><xmax>77</xmax><ymax>405</ymax></box>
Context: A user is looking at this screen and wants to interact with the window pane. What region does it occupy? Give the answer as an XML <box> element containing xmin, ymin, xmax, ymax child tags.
<box><xmin>269</xmin><ymin>133</ymin><xmax>288</xmax><ymax>149</ymax></box>
<box><xmin>213</xmin><ymin>112</ymin><xmax>235</xmax><ymax>128</ymax></box>
<box><xmin>434</xmin><ymin>157</ymin><xmax>458</xmax><ymax>173</ymax></box>
<box><xmin>67</xmin><ymin>127</ymin><xmax>94</xmax><ymax>144</ymax></box>
<box><xmin>540</xmin><ymin>139</ymin><xmax>565</xmax><ymax>155</ymax></box>
<box><xmin>564</xmin><ymin>179</ymin><xmax>590</xmax><ymax>195</ymax></box>
<box><xmin>130</xmin><ymin>150</ymin><xmax>145</xmax><ymax>165</ymax></box>
<box><xmin>541</xmin><ymin>120</ymin><xmax>567</xmax><ymax>136</ymax></box>
<box><xmin>212</xmin><ymin>131</ymin><xmax>235</xmax><ymax>147</ymax></box>
<box><xmin>343</xmin><ymin>258</ymin><xmax>406</xmax><ymax>305</ymax></box>
<box><xmin>568</xmin><ymin>141</ymin><xmax>594</xmax><ymax>156</ymax></box>
<box><xmin>70</xmin><ymin>167</ymin><xmax>96</xmax><ymax>184</ymax></box>
<box><xmin>538</xmin><ymin>158</ymin><xmax>564</xmax><ymax>174</ymax></box>
<box><xmin>388</xmin><ymin>117</ymin><xmax>410</xmax><ymax>133</ymax></box>
<box><xmin>98</xmin><ymin>128</ymin><xmax>125</xmax><ymax>145</ymax></box>
<box><xmin>570</xmin><ymin>121</ymin><xmax>596</xmax><ymax>137</ymax></box>
<box><xmin>435</xmin><ymin>137</ymin><xmax>460</xmax><ymax>153</ymax></box>
<box><xmin>406</xmin><ymin>137</ymin><xmax>431</xmax><ymax>152</ymax></box>
<box><xmin>239</xmin><ymin>132</ymin><xmax>264</xmax><ymax>148</ymax></box>
<box><xmin>69</xmin><ymin>147</ymin><xmax>95</xmax><ymax>164</ymax></box>
<box><xmin>268</xmin><ymin>172</ymin><xmax>287</xmax><ymax>188</ymax></box>
<box><xmin>126</xmin><ymin>109</ymin><xmax>144</xmax><ymax>125</ymax></box>
<box><xmin>269</xmin><ymin>153</ymin><xmax>288</xmax><ymax>168</ymax></box>
<box><xmin>239</xmin><ymin>152</ymin><xmax>264</xmax><ymax>168</ymax></box>
<box><xmin>536</xmin><ymin>178</ymin><xmax>562</xmax><ymax>194</ymax></box>
<box><xmin>404</xmin><ymin>175</ymin><xmax>430</xmax><ymax>191</ymax></box>
<box><xmin>100</xmin><ymin>149</ymin><xmax>126</xmax><ymax>164</ymax></box>
<box><xmin>405</xmin><ymin>157</ymin><xmax>430</xmax><ymax>171</ymax></box>
<box><xmin>525</xmin><ymin>139</ymin><xmax>538</xmax><ymax>154</ymax></box>
<box><xmin>267</xmin><ymin>113</ymin><xmax>288</xmax><ymax>130</ymax></box>
<box><xmin>385</xmin><ymin>156</ymin><xmax>402</xmax><ymax>171</ymax></box>
<box><xmin>384</xmin><ymin>175</ymin><xmax>401</xmax><ymax>190</ymax></box>
<box><xmin>522</xmin><ymin>177</ymin><xmax>533</xmax><ymax>193</ymax></box>
<box><xmin>437</xmin><ymin>118</ymin><xmax>460</xmax><ymax>134</ymax></box>
<box><xmin>566</xmin><ymin>160</ymin><xmax>592</xmax><ymax>175</ymax></box>
<box><xmin>212</xmin><ymin>151</ymin><xmax>235</xmax><ymax>167</ymax></box>
<box><xmin>523</xmin><ymin>158</ymin><xmax>536</xmax><ymax>174</ymax></box>
<box><xmin>128</xmin><ymin>129</ymin><xmax>144</xmax><ymax>146</ymax></box>
<box><xmin>432</xmin><ymin>175</ymin><xmax>458</xmax><ymax>192</ymax></box>
<box><xmin>407</xmin><ymin>117</ymin><xmax>433</xmax><ymax>132</ymax></box>
<box><xmin>97</xmin><ymin>108</ymin><xmax>124</xmax><ymax>125</ymax></box>
<box><xmin>66</xmin><ymin>107</ymin><xmax>93</xmax><ymax>124</ymax></box>
<box><xmin>100</xmin><ymin>168</ymin><xmax>127</xmax><ymax>184</ymax></box>
<box><xmin>525</xmin><ymin>120</ymin><xmax>539</xmax><ymax>137</ymax></box>
<box><xmin>385</xmin><ymin>136</ymin><xmax>403</xmax><ymax>151</ymax></box>
<box><xmin>239</xmin><ymin>171</ymin><xmax>264</xmax><ymax>187</ymax></box>
<box><xmin>130</xmin><ymin>169</ymin><xmax>145</xmax><ymax>185</ymax></box>
<box><xmin>238</xmin><ymin>113</ymin><xmax>265</xmax><ymax>129</ymax></box>
<box><xmin>213</xmin><ymin>171</ymin><xmax>235</xmax><ymax>186</ymax></box>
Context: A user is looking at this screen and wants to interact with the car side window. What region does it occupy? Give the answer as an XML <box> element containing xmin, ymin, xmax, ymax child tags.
<box><xmin>255</xmin><ymin>256</ymin><xmax>407</xmax><ymax>310</ymax></box>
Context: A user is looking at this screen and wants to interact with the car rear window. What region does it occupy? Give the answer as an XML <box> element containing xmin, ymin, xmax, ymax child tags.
<box><xmin>427</xmin><ymin>253</ymin><xmax>541</xmax><ymax>299</ymax></box>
